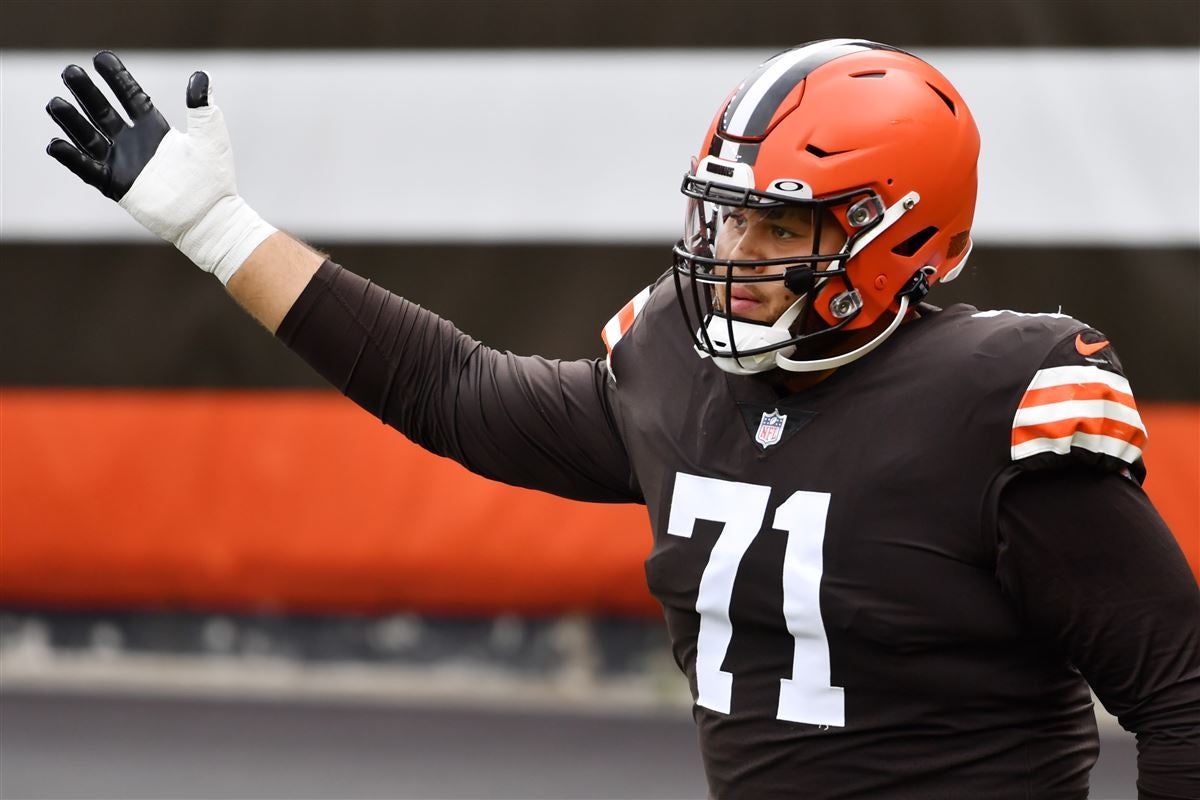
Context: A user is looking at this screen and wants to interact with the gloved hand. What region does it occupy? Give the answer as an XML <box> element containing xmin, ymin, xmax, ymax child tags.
<box><xmin>46</xmin><ymin>51</ymin><xmax>276</xmax><ymax>284</ymax></box>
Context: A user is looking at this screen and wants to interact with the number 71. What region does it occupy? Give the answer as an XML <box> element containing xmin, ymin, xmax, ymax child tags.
<box><xmin>667</xmin><ymin>472</ymin><xmax>845</xmax><ymax>727</ymax></box>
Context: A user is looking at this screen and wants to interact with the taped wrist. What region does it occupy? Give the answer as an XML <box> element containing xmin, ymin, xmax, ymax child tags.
<box><xmin>115</xmin><ymin>112</ymin><xmax>276</xmax><ymax>284</ymax></box>
<box><xmin>178</xmin><ymin>196</ymin><xmax>277</xmax><ymax>284</ymax></box>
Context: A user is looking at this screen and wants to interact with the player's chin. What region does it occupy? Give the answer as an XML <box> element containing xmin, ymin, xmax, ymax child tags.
<box><xmin>714</xmin><ymin>305</ymin><xmax>768</xmax><ymax>325</ymax></box>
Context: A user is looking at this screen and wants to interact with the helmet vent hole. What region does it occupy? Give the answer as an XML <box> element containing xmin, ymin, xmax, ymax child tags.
<box><xmin>851</xmin><ymin>71</ymin><xmax>887</xmax><ymax>78</ymax></box>
<box><xmin>892</xmin><ymin>226</ymin><xmax>939</xmax><ymax>257</ymax></box>
<box><xmin>926</xmin><ymin>82</ymin><xmax>956</xmax><ymax>115</ymax></box>
<box><xmin>805</xmin><ymin>144</ymin><xmax>851</xmax><ymax>158</ymax></box>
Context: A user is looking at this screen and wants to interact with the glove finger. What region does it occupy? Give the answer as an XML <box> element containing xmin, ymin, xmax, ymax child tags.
<box><xmin>93</xmin><ymin>51</ymin><xmax>156</xmax><ymax>122</ymax></box>
<box><xmin>47</xmin><ymin>138</ymin><xmax>110</xmax><ymax>196</ymax></box>
<box><xmin>183</xmin><ymin>72</ymin><xmax>227</xmax><ymax>146</ymax></box>
<box><xmin>47</xmin><ymin>97</ymin><xmax>111</xmax><ymax>161</ymax></box>
<box><xmin>186</xmin><ymin>71</ymin><xmax>211</xmax><ymax>109</ymax></box>
<box><xmin>62</xmin><ymin>63</ymin><xmax>126</xmax><ymax>139</ymax></box>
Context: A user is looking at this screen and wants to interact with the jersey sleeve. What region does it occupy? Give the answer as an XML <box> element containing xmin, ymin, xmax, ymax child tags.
<box><xmin>1009</xmin><ymin>327</ymin><xmax>1148</xmax><ymax>482</ymax></box>
<box><xmin>995</xmin><ymin>469</ymin><xmax>1200</xmax><ymax>798</ymax></box>
<box><xmin>276</xmin><ymin>260</ymin><xmax>640</xmax><ymax>503</ymax></box>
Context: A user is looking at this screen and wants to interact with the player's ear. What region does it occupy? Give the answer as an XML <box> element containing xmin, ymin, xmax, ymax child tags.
<box><xmin>186</xmin><ymin>71</ymin><xmax>210</xmax><ymax>109</ymax></box>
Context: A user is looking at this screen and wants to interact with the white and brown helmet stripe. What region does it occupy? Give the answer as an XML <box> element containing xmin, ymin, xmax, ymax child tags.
<box><xmin>708</xmin><ymin>39</ymin><xmax>907</xmax><ymax>166</ymax></box>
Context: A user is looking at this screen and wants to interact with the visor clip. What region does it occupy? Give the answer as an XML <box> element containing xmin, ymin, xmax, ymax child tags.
<box><xmin>829</xmin><ymin>289</ymin><xmax>863</xmax><ymax>319</ymax></box>
<box><xmin>847</xmin><ymin>196</ymin><xmax>885</xmax><ymax>228</ymax></box>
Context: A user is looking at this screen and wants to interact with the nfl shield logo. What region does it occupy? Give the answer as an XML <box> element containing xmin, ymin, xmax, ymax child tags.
<box><xmin>755</xmin><ymin>409</ymin><xmax>787</xmax><ymax>448</ymax></box>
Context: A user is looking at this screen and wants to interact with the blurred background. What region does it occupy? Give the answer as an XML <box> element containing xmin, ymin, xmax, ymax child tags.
<box><xmin>1</xmin><ymin>1</ymin><xmax>1197</xmax><ymax>797</ymax></box>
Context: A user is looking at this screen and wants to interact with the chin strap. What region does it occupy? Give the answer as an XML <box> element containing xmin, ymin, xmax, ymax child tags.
<box><xmin>774</xmin><ymin>294</ymin><xmax>911</xmax><ymax>372</ymax></box>
<box><xmin>774</xmin><ymin>268</ymin><xmax>932</xmax><ymax>373</ymax></box>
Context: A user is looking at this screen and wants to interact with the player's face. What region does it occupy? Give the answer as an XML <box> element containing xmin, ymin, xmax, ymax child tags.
<box><xmin>712</xmin><ymin>207</ymin><xmax>847</xmax><ymax>324</ymax></box>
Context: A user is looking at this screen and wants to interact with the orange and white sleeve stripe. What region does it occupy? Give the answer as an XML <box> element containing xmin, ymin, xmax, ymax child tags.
<box><xmin>1011</xmin><ymin>365</ymin><xmax>1147</xmax><ymax>464</ymax></box>
<box><xmin>600</xmin><ymin>285</ymin><xmax>652</xmax><ymax>371</ymax></box>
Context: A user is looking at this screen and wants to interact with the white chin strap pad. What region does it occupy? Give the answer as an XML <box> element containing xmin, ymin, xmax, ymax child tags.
<box><xmin>699</xmin><ymin>295</ymin><xmax>911</xmax><ymax>375</ymax></box>
<box><xmin>696</xmin><ymin>296</ymin><xmax>805</xmax><ymax>375</ymax></box>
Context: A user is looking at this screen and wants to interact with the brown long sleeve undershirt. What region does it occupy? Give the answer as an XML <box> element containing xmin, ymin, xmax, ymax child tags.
<box><xmin>997</xmin><ymin>469</ymin><xmax>1200</xmax><ymax>799</ymax></box>
<box><xmin>276</xmin><ymin>259</ymin><xmax>639</xmax><ymax>503</ymax></box>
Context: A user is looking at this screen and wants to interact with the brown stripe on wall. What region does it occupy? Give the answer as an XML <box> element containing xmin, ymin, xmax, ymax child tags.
<box><xmin>1</xmin><ymin>390</ymin><xmax>1194</xmax><ymax>616</ymax></box>
<box><xmin>2</xmin><ymin>243</ymin><xmax>1197</xmax><ymax>400</ymax></box>
<box><xmin>3</xmin><ymin>0</ymin><xmax>1198</xmax><ymax>49</ymax></box>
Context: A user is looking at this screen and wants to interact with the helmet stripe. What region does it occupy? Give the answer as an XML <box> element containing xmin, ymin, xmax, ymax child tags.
<box><xmin>711</xmin><ymin>40</ymin><xmax>900</xmax><ymax>166</ymax></box>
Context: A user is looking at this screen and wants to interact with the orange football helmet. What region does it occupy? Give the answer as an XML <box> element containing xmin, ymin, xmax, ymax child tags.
<box><xmin>673</xmin><ymin>40</ymin><xmax>980</xmax><ymax>374</ymax></box>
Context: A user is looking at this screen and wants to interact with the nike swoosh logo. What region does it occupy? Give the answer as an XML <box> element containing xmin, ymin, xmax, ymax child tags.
<box><xmin>1075</xmin><ymin>333</ymin><xmax>1110</xmax><ymax>357</ymax></box>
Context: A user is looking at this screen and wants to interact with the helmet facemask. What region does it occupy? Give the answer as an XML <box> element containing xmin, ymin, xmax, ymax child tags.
<box><xmin>672</xmin><ymin>171</ymin><xmax>888</xmax><ymax>375</ymax></box>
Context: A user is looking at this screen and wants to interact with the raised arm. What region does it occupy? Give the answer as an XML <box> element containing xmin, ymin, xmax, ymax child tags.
<box><xmin>46</xmin><ymin>52</ymin><xmax>638</xmax><ymax>503</ymax></box>
<box><xmin>275</xmin><ymin>260</ymin><xmax>639</xmax><ymax>501</ymax></box>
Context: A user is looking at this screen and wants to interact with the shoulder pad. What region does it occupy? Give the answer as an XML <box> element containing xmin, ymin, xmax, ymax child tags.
<box><xmin>966</xmin><ymin>308</ymin><xmax>1090</xmax><ymax>347</ymax></box>
<box><xmin>970</xmin><ymin>309</ymin><xmax>1076</xmax><ymax>321</ymax></box>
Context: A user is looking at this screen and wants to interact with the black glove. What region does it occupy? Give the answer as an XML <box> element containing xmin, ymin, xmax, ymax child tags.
<box><xmin>44</xmin><ymin>52</ymin><xmax>275</xmax><ymax>283</ymax></box>
<box><xmin>46</xmin><ymin>51</ymin><xmax>185</xmax><ymax>200</ymax></box>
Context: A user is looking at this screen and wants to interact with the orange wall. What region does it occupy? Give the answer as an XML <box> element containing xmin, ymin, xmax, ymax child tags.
<box><xmin>1137</xmin><ymin>404</ymin><xmax>1199</xmax><ymax>579</ymax></box>
<box><xmin>2</xmin><ymin>390</ymin><xmax>1196</xmax><ymax>616</ymax></box>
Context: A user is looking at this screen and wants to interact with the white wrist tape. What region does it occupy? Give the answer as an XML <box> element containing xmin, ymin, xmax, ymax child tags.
<box><xmin>118</xmin><ymin>102</ymin><xmax>277</xmax><ymax>284</ymax></box>
<box><xmin>178</xmin><ymin>195</ymin><xmax>277</xmax><ymax>284</ymax></box>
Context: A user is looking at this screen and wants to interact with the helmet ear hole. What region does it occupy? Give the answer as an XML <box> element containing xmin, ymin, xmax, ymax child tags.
<box><xmin>891</xmin><ymin>226</ymin><xmax>939</xmax><ymax>257</ymax></box>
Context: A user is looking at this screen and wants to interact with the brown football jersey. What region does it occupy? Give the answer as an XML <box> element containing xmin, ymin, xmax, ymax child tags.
<box><xmin>606</xmin><ymin>277</ymin><xmax>1144</xmax><ymax>797</ymax></box>
<box><xmin>280</xmin><ymin>261</ymin><xmax>1200</xmax><ymax>799</ymax></box>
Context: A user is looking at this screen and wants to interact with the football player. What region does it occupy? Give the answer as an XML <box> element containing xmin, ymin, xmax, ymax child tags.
<box><xmin>46</xmin><ymin>43</ymin><xmax>1199</xmax><ymax>798</ymax></box>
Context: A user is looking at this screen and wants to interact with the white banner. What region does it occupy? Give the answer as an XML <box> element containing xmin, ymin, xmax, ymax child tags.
<box><xmin>3</xmin><ymin>48</ymin><xmax>1197</xmax><ymax>245</ymax></box>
